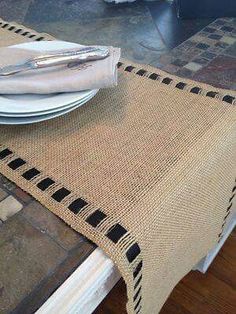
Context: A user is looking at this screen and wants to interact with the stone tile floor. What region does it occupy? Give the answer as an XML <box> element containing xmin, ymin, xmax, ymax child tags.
<box><xmin>0</xmin><ymin>174</ymin><xmax>95</xmax><ymax>314</ymax></box>
<box><xmin>158</xmin><ymin>17</ymin><xmax>236</xmax><ymax>89</ymax></box>
<box><xmin>0</xmin><ymin>0</ymin><xmax>235</xmax><ymax>313</ymax></box>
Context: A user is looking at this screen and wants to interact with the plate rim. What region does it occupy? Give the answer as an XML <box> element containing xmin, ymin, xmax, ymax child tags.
<box><xmin>0</xmin><ymin>89</ymin><xmax>98</xmax><ymax>117</ymax></box>
<box><xmin>0</xmin><ymin>89</ymin><xmax>97</xmax><ymax>125</ymax></box>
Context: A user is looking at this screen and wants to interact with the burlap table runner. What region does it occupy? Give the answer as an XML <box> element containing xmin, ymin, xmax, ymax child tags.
<box><xmin>0</xmin><ymin>19</ymin><xmax>235</xmax><ymax>314</ymax></box>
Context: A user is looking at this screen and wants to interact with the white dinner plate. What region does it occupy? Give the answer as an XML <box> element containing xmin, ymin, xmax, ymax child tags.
<box><xmin>0</xmin><ymin>89</ymin><xmax>96</xmax><ymax>125</ymax></box>
<box><xmin>0</xmin><ymin>89</ymin><xmax>98</xmax><ymax>117</ymax></box>
<box><xmin>0</xmin><ymin>41</ymin><xmax>98</xmax><ymax>115</ymax></box>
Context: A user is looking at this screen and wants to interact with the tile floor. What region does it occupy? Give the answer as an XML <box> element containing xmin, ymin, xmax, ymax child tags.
<box><xmin>0</xmin><ymin>0</ymin><xmax>235</xmax><ymax>313</ymax></box>
<box><xmin>158</xmin><ymin>17</ymin><xmax>236</xmax><ymax>89</ymax></box>
<box><xmin>0</xmin><ymin>174</ymin><xmax>95</xmax><ymax>314</ymax></box>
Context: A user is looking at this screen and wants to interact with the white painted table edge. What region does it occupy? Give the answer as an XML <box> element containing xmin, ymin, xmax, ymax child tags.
<box><xmin>37</xmin><ymin>212</ymin><xmax>236</xmax><ymax>314</ymax></box>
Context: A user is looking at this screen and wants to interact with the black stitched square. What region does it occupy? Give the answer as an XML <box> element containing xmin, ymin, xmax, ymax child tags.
<box><xmin>134</xmin><ymin>297</ymin><xmax>142</xmax><ymax>310</ymax></box>
<box><xmin>149</xmin><ymin>73</ymin><xmax>159</xmax><ymax>80</ymax></box>
<box><xmin>206</xmin><ymin>91</ymin><xmax>218</xmax><ymax>98</ymax></box>
<box><xmin>22</xmin><ymin>168</ymin><xmax>40</xmax><ymax>180</ymax></box>
<box><xmin>86</xmin><ymin>209</ymin><xmax>107</xmax><ymax>227</ymax></box>
<box><xmin>36</xmin><ymin>37</ymin><xmax>44</xmax><ymax>41</ymax></box>
<box><xmin>176</xmin><ymin>82</ymin><xmax>186</xmax><ymax>90</ymax></box>
<box><xmin>133</xmin><ymin>260</ymin><xmax>143</xmax><ymax>278</ymax></box>
<box><xmin>134</xmin><ymin>287</ymin><xmax>141</xmax><ymax>301</ymax></box>
<box><xmin>136</xmin><ymin>307</ymin><xmax>141</xmax><ymax>314</ymax></box>
<box><xmin>125</xmin><ymin>66</ymin><xmax>135</xmax><ymax>72</ymax></box>
<box><xmin>0</xmin><ymin>148</ymin><xmax>12</xmax><ymax>159</ymax></box>
<box><xmin>37</xmin><ymin>178</ymin><xmax>55</xmax><ymax>191</ymax></box>
<box><xmin>8</xmin><ymin>158</ymin><xmax>26</xmax><ymax>170</ymax></box>
<box><xmin>136</xmin><ymin>69</ymin><xmax>147</xmax><ymax>76</ymax></box>
<box><xmin>232</xmin><ymin>185</ymin><xmax>236</xmax><ymax>193</ymax></box>
<box><xmin>126</xmin><ymin>243</ymin><xmax>141</xmax><ymax>263</ymax></box>
<box><xmin>106</xmin><ymin>224</ymin><xmax>127</xmax><ymax>243</ymax></box>
<box><xmin>162</xmin><ymin>77</ymin><xmax>172</xmax><ymax>85</ymax></box>
<box><xmin>229</xmin><ymin>194</ymin><xmax>235</xmax><ymax>203</ymax></box>
<box><xmin>190</xmin><ymin>87</ymin><xmax>201</xmax><ymax>94</ymax></box>
<box><xmin>134</xmin><ymin>274</ymin><xmax>142</xmax><ymax>290</ymax></box>
<box><xmin>227</xmin><ymin>202</ymin><xmax>232</xmax><ymax>211</ymax></box>
<box><xmin>224</xmin><ymin>211</ymin><xmax>230</xmax><ymax>221</ymax></box>
<box><xmin>117</xmin><ymin>62</ymin><xmax>123</xmax><ymax>68</ymax></box>
<box><xmin>68</xmin><ymin>198</ymin><xmax>88</xmax><ymax>214</ymax></box>
<box><xmin>223</xmin><ymin>95</ymin><xmax>234</xmax><ymax>104</ymax></box>
<box><xmin>51</xmin><ymin>187</ymin><xmax>71</xmax><ymax>202</ymax></box>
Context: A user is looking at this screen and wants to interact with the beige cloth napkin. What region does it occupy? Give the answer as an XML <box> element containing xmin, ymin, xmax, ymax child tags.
<box><xmin>0</xmin><ymin>41</ymin><xmax>121</xmax><ymax>94</ymax></box>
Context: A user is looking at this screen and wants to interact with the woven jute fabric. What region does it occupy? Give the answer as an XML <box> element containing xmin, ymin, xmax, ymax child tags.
<box><xmin>0</xmin><ymin>19</ymin><xmax>236</xmax><ymax>314</ymax></box>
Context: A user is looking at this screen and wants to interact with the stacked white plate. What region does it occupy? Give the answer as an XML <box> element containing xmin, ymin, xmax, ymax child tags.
<box><xmin>0</xmin><ymin>41</ymin><xmax>99</xmax><ymax>125</ymax></box>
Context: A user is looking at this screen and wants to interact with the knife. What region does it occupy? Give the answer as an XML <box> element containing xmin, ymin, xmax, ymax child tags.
<box><xmin>0</xmin><ymin>46</ymin><xmax>110</xmax><ymax>76</ymax></box>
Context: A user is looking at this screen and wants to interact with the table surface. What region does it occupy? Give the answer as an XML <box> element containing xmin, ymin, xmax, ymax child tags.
<box><xmin>0</xmin><ymin>10</ymin><xmax>235</xmax><ymax>314</ymax></box>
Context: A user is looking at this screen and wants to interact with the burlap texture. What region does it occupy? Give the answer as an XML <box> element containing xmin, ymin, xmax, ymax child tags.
<box><xmin>0</xmin><ymin>19</ymin><xmax>235</xmax><ymax>314</ymax></box>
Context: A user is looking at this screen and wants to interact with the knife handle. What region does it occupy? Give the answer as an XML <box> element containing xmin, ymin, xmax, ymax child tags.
<box><xmin>30</xmin><ymin>47</ymin><xmax>110</xmax><ymax>69</ymax></box>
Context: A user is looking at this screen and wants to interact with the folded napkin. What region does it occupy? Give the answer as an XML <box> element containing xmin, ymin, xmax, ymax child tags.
<box><xmin>0</xmin><ymin>41</ymin><xmax>121</xmax><ymax>94</ymax></box>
